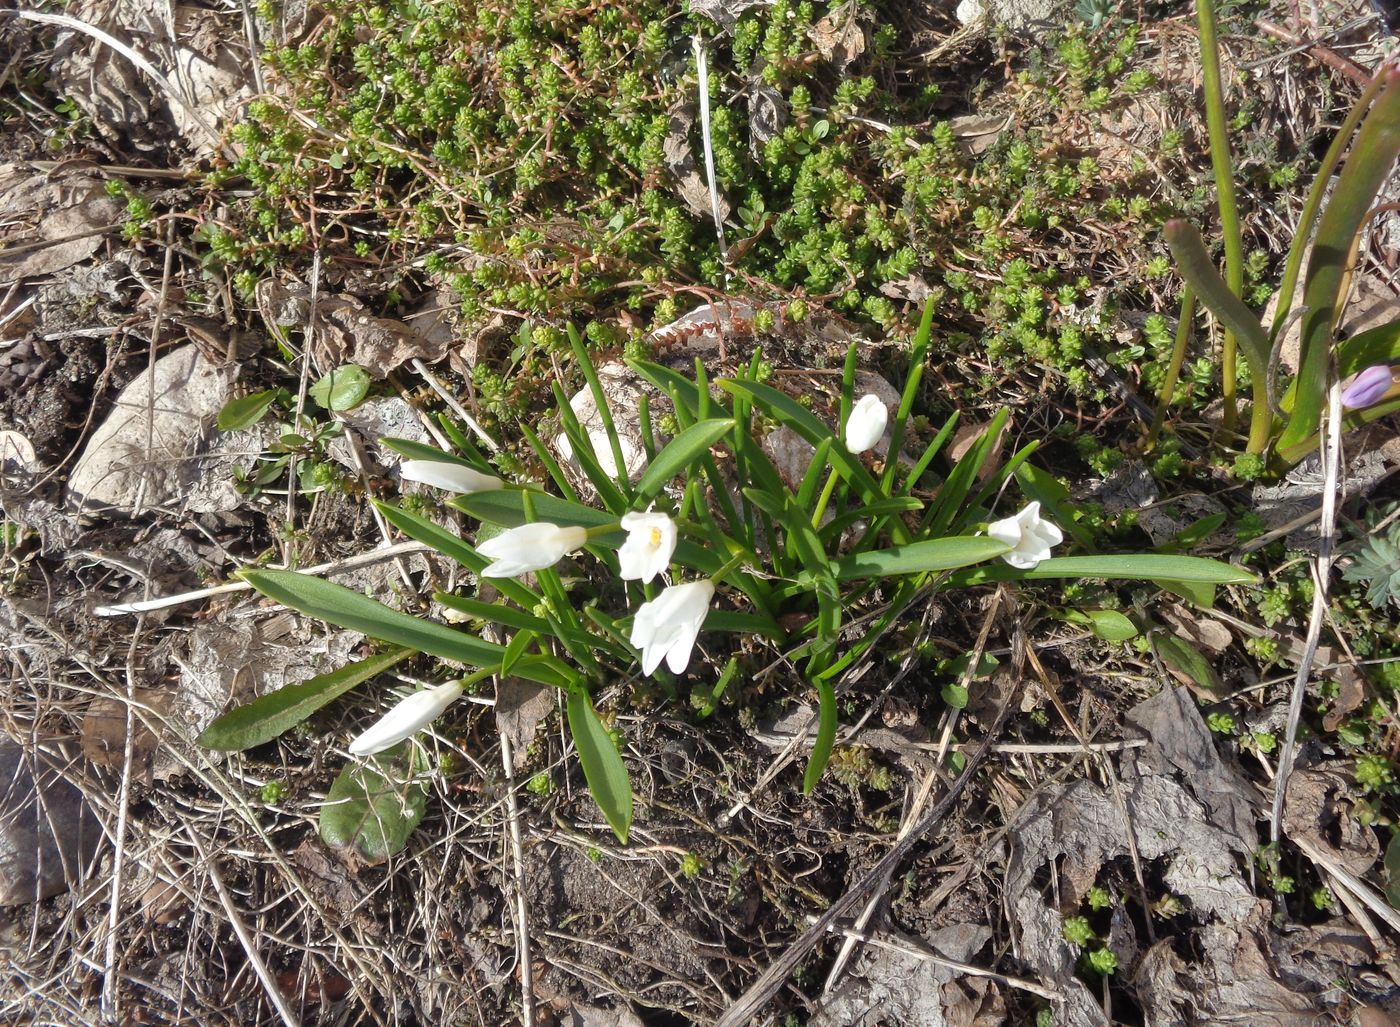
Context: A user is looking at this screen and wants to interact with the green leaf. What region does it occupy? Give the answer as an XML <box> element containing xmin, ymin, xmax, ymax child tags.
<box><xmin>1157</xmin><ymin>579</ymin><xmax>1218</xmax><ymax>608</ymax></box>
<box><xmin>1161</xmin><ymin>220</ymin><xmax>1271</xmax><ymax>398</ymax></box>
<box><xmin>198</xmin><ymin>647</ymin><xmax>414</xmax><ymax>751</ymax></box>
<box><xmin>941</xmin><ymin>683</ymin><xmax>970</xmax><ymax>709</ymax></box>
<box><xmin>628</xmin><ymin>359</ymin><xmax>732</xmax><ymax>421</ymax></box>
<box><xmin>217</xmin><ymin>389</ymin><xmax>279</xmax><ymax>431</ymax></box>
<box><xmin>241</xmin><ymin>569</ymin><xmax>565</xmax><ymax>688</ymax></box>
<box><xmin>380</xmin><ymin>435</ymin><xmax>493</xmax><ymax>475</ymax></box>
<box><xmin>310</xmin><ymin>364</ymin><xmax>371</xmax><ymax>411</ymax></box>
<box><xmin>634</xmin><ymin>418</ymin><xmax>733</xmax><ymax>503</ymax></box>
<box><xmin>433</xmin><ymin>592</ymin><xmax>550</xmax><ymax>635</ymax></box>
<box><xmin>454</xmin><ymin>489</ymin><xmax>618</xmax><ymax>532</ymax></box>
<box><xmin>941</xmin><ymin>554</ymin><xmax>1257</xmax><ymax>586</ymax></box>
<box><xmin>819</xmin><ymin>496</ymin><xmax>924</xmax><ymax>543</ymax></box>
<box><xmin>1152</xmin><ymin>632</ymin><xmax>1223</xmax><ymax>693</ymax></box>
<box><xmin>1337</xmin><ymin>318</ymin><xmax>1400</xmax><ymax>377</ymax></box>
<box><xmin>833</xmin><ymin>536</ymin><xmax>1010</xmax><ymax>581</ymax></box>
<box><xmin>500</xmin><ymin>629</ymin><xmax>534</xmax><ymax>678</ymax></box>
<box><xmin>718</xmin><ymin>379</ymin><xmax>887</xmax><ymax>509</ymax></box>
<box><xmin>1384</xmin><ymin>831</ymin><xmax>1400</xmax><ymax>909</ymax></box>
<box><xmin>1281</xmin><ymin>70</ymin><xmax>1400</xmax><ymax>455</ymax></box>
<box><xmin>1156</xmin><ymin>512</ymin><xmax>1228</xmax><ymax>553</ymax></box>
<box><xmin>1067</xmin><ymin>609</ymin><xmax>1139</xmax><ymax>642</ymax></box>
<box><xmin>320</xmin><ymin>758</ymin><xmax>428</xmax><ymax>863</ymax></box>
<box><xmin>923</xmin><ymin>409</ymin><xmax>1009</xmax><ymax>538</ymax></box>
<box><xmin>566</xmin><ymin>690</ymin><xmax>633</xmax><ymax>843</ymax></box>
<box><xmin>803</xmin><ymin>680</ymin><xmax>838</xmax><ymax>795</ymax></box>
<box><xmin>1014</xmin><ymin>464</ymin><xmax>1094</xmax><ymax>548</ymax></box>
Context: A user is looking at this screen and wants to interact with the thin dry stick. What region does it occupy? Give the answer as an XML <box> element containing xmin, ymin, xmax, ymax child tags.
<box><xmin>409</xmin><ymin>357</ymin><xmax>500</xmax><ymax>452</ymax></box>
<box><xmin>498</xmin><ymin>730</ymin><xmax>535</xmax><ymax>1027</ymax></box>
<box><xmin>692</xmin><ymin>36</ymin><xmax>729</xmax><ymax>277</ymax></box>
<box><xmin>1290</xmin><ymin>833</ymin><xmax>1400</xmax><ymax>934</ymax></box>
<box><xmin>823</xmin><ymin>587</ymin><xmax>1007</xmax><ymax>993</ymax></box>
<box><xmin>184</xmin><ymin>825</ymin><xmax>303</xmax><ymax>1027</ymax></box>
<box><xmin>284</xmin><ymin>248</ymin><xmax>323</xmax><ymax>567</ymax></box>
<box><xmin>715</xmin><ymin>697</ymin><xmax>1012</xmax><ymax>1027</ymax></box>
<box><xmin>100</xmin><ymin>621</ymin><xmax>146</xmax><ymax>1020</ymax></box>
<box><xmin>8</xmin><ymin>9</ymin><xmax>233</xmax><ymax>159</ymax></box>
<box><xmin>94</xmin><ymin>539</ymin><xmax>431</xmax><ymax>616</ymax></box>
<box><xmin>1271</xmin><ymin>380</ymin><xmax>1343</xmax><ymax>844</ymax></box>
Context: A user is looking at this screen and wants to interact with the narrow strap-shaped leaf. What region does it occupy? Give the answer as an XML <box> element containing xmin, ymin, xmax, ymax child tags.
<box><xmin>1280</xmin><ymin>68</ymin><xmax>1400</xmax><ymax>454</ymax></box>
<box><xmin>1013</xmin><ymin>464</ymin><xmax>1094</xmax><ymax>548</ymax></box>
<box><xmin>567</xmin><ymin>689</ymin><xmax>633</xmax><ymax>843</ymax></box>
<box><xmin>882</xmin><ymin>298</ymin><xmax>935</xmax><ymax>493</ymax></box>
<box><xmin>634</xmin><ymin>418</ymin><xmax>733</xmax><ymax>504</ymax></box>
<box><xmin>242</xmin><ymin>570</ymin><xmax>569</xmax><ymax>689</ymax></box>
<box><xmin>802</xmin><ymin>679</ymin><xmax>838</xmax><ymax>795</ymax></box>
<box><xmin>198</xmin><ymin>646</ymin><xmax>414</xmax><ymax>751</ymax></box>
<box><xmin>568</xmin><ymin>324</ymin><xmax>634</xmax><ymax>501</ymax></box>
<box><xmin>818</xmin><ymin>496</ymin><xmax>924</xmax><ymax>544</ymax></box>
<box><xmin>374</xmin><ymin>501</ymin><xmax>542</xmax><ymax>611</ymax></box>
<box><xmin>552</xmin><ymin>379</ymin><xmax>629</xmax><ymax>511</ymax></box>
<box><xmin>922</xmin><ymin>408</ymin><xmax>1009</xmax><ymax>537</ymax></box>
<box><xmin>380</xmin><ymin>435</ymin><xmax>494</xmax><ymax>475</ymax></box>
<box><xmin>628</xmin><ymin>358</ymin><xmax>734</xmax><ymax>420</ymax></box>
<box><xmin>500</xmin><ymin>629</ymin><xmax>535</xmax><ymax>678</ymax></box>
<box><xmin>965</xmin><ymin>440</ymin><xmax>1040</xmax><ymax>518</ymax></box>
<box><xmin>833</xmin><ymin>536</ymin><xmax>1009</xmax><ymax>581</ymax></box>
<box><xmin>703</xmin><ymin>609</ymin><xmax>788</xmax><ymax>642</ymax></box>
<box><xmin>796</xmin><ymin>437</ymin><xmax>836</xmax><ymax>511</ymax></box>
<box><xmin>939</xmin><ymin>553</ymin><xmax>1257</xmax><ymax>587</ymax></box>
<box><xmin>434</xmin><ymin>592</ymin><xmax>550</xmax><ymax>635</ymax></box>
<box><xmin>898</xmin><ymin>410</ymin><xmax>958</xmax><ymax>497</ymax></box>
<box><xmin>518</xmin><ymin>419</ymin><xmax>580</xmax><ymax>503</ymax></box>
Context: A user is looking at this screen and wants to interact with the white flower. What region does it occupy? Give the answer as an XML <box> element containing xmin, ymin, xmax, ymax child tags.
<box><xmin>400</xmin><ymin>458</ymin><xmax>503</xmax><ymax>494</ymax></box>
<box><xmin>349</xmin><ymin>681</ymin><xmax>463</xmax><ymax>756</ymax></box>
<box><xmin>844</xmin><ymin>394</ymin><xmax>889</xmax><ymax>455</ymax></box>
<box><xmin>987</xmin><ymin>501</ymin><xmax>1064</xmax><ymax>569</ymax></box>
<box><xmin>476</xmin><ymin>521</ymin><xmax>589</xmax><ymax>578</ymax></box>
<box><xmin>617</xmin><ymin>511</ymin><xmax>678</xmax><ymax>583</ymax></box>
<box><xmin>630</xmin><ymin>580</ymin><xmax>715</xmax><ymax>676</ymax></box>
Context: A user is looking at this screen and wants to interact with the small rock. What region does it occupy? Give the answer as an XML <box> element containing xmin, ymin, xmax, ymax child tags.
<box><xmin>554</xmin><ymin>361</ymin><xmax>651</xmax><ymax>486</ymax></box>
<box><xmin>0</xmin><ymin>736</ymin><xmax>101</xmax><ymax>904</ymax></box>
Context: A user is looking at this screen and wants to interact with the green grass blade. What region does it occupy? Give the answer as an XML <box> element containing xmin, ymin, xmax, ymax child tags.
<box><xmin>197</xmin><ymin>647</ymin><xmax>414</xmax><ymax>751</ymax></box>
<box><xmin>567</xmin><ymin>689</ymin><xmax>633</xmax><ymax>843</ymax></box>
<box><xmin>940</xmin><ymin>554</ymin><xmax>1257</xmax><ymax>586</ymax></box>
<box><xmin>634</xmin><ymin>418</ymin><xmax>733</xmax><ymax>504</ymax></box>
<box><xmin>242</xmin><ymin>569</ymin><xmax>567</xmax><ymax>688</ymax></box>
<box><xmin>803</xmin><ymin>679</ymin><xmax>838</xmax><ymax>795</ymax></box>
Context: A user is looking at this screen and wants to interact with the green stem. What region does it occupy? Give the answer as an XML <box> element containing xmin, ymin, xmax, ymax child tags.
<box><xmin>1146</xmin><ymin>286</ymin><xmax>1196</xmax><ymax>450</ymax></box>
<box><xmin>811</xmin><ymin>468</ymin><xmax>839</xmax><ymax>528</ymax></box>
<box><xmin>1197</xmin><ymin>0</ymin><xmax>1244</xmax><ymax>432</ymax></box>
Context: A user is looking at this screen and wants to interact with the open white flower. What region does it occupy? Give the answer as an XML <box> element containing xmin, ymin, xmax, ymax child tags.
<box><xmin>618</xmin><ymin>511</ymin><xmax>677</xmax><ymax>583</ymax></box>
<box><xmin>400</xmin><ymin>459</ymin><xmax>503</xmax><ymax>494</ymax></box>
<box><xmin>349</xmin><ymin>681</ymin><xmax>464</xmax><ymax>756</ymax></box>
<box><xmin>477</xmin><ymin>521</ymin><xmax>589</xmax><ymax>578</ymax></box>
<box><xmin>987</xmin><ymin>501</ymin><xmax>1063</xmax><ymax>569</ymax></box>
<box><xmin>630</xmin><ymin>580</ymin><xmax>715</xmax><ymax>676</ymax></box>
<box><xmin>844</xmin><ymin>394</ymin><xmax>888</xmax><ymax>455</ymax></box>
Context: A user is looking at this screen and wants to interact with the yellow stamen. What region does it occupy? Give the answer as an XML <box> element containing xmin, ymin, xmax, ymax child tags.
<box><xmin>650</xmin><ymin>527</ymin><xmax>663</xmax><ymax>547</ymax></box>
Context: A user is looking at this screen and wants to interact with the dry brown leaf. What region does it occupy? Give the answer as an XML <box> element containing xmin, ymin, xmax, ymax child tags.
<box><xmin>662</xmin><ymin>102</ymin><xmax>732</xmax><ymax>222</ymax></box>
<box><xmin>0</xmin><ymin>165</ymin><xmax>122</xmax><ymax>283</ymax></box>
<box><xmin>255</xmin><ymin>280</ymin><xmax>451</xmax><ymax>376</ymax></box>
<box><xmin>495</xmin><ymin>678</ymin><xmax>556</xmax><ymax>771</ymax></box>
<box><xmin>1283</xmin><ymin>766</ymin><xmax>1378</xmax><ymax>876</ymax></box>
<box><xmin>66</xmin><ymin>344</ymin><xmax>239</xmax><ymax>514</ymax></box>
<box><xmin>80</xmin><ymin>688</ymin><xmax>171</xmax><ymax>784</ymax></box>
<box><xmin>1162</xmin><ymin>606</ymin><xmax>1233</xmax><ymax>652</ymax></box>
<box><xmin>809</xmin><ymin>1</ymin><xmax>866</xmax><ymax>73</ymax></box>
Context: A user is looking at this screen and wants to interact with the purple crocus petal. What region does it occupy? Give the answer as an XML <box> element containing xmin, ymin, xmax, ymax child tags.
<box><xmin>1340</xmin><ymin>364</ymin><xmax>1395</xmax><ymax>410</ymax></box>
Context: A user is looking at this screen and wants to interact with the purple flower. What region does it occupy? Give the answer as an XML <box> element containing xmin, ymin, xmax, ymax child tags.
<box><xmin>1340</xmin><ymin>365</ymin><xmax>1395</xmax><ymax>410</ymax></box>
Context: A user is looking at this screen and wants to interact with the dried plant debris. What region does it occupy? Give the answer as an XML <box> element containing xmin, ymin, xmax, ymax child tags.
<box><xmin>1005</xmin><ymin>687</ymin><xmax>1365</xmax><ymax>1024</ymax></box>
<box><xmin>49</xmin><ymin>0</ymin><xmax>252</xmax><ymax>158</ymax></box>
<box><xmin>662</xmin><ymin>101</ymin><xmax>733</xmax><ymax>222</ymax></box>
<box><xmin>811</xmin><ymin>922</ymin><xmax>1004</xmax><ymax>1027</ymax></box>
<box><xmin>0</xmin><ymin>164</ymin><xmax>123</xmax><ymax>283</ymax></box>
<box><xmin>65</xmin><ymin>343</ymin><xmax>239</xmax><ymax>514</ymax></box>
<box><xmin>0</xmin><ymin>736</ymin><xmax>102</xmax><ymax>904</ymax></box>
<box><xmin>256</xmin><ymin>279</ymin><xmax>452</xmax><ymax>376</ymax></box>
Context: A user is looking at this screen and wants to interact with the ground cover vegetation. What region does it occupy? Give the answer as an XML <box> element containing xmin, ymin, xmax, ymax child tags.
<box><xmin>2</xmin><ymin>0</ymin><xmax>1400</xmax><ymax>1023</ymax></box>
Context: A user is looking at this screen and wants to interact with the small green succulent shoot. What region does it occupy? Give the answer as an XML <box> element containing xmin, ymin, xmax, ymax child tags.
<box><xmin>204</xmin><ymin>314</ymin><xmax>1254</xmax><ymax>854</ymax></box>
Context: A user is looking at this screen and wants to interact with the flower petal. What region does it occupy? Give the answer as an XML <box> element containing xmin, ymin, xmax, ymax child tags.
<box><xmin>400</xmin><ymin>459</ymin><xmax>503</xmax><ymax>494</ymax></box>
<box><xmin>349</xmin><ymin>681</ymin><xmax>464</xmax><ymax>755</ymax></box>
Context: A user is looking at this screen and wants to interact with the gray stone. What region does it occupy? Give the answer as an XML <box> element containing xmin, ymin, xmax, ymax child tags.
<box><xmin>0</xmin><ymin>736</ymin><xmax>101</xmax><ymax>904</ymax></box>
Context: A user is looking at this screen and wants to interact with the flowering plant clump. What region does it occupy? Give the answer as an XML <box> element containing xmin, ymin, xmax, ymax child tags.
<box><xmin>201</xmin><ymin>315</ymin><xmax>1253</xmax><ymax>852</ymax></box>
